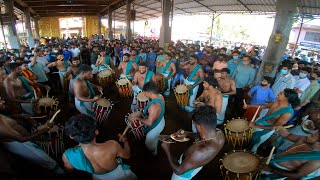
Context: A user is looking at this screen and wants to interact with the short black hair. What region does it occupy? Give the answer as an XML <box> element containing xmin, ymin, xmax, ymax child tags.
<box><xmin>139</xmin><ymin>61</ymin><xmax>147</xmax><ymax>67</ymax></box>
<box><xmin>72</xmin><ymin>57</ymin><xmax>80</xmax><ymax>61</ymax></box>
<box><xmin>6</xmin><ymin>62</ymin><xmax>22</xmax><ymax>73</ymax></box>
<box><xmin>192</xmin><ymin>105</ymin><xmax>217</xmax><ymax>129</ymax></box>
<box><xmin>79</xmin><ymin>64</ymin><xmax>92</xmax><ymax>73</ymax></box>
<box><xmin>65</xmin><ymin>114</ymin><xmax>97</xmax><ymax>144</ymax></box>
<box><xmin>313</xmin><ymin>71</ymin><xmax>320</xmax><ymax>77</ymax></box>
<box><xmin>221</xmin><ymin>68</ymin><xmax>230</xmax><ymax>74</ymax></box>
<box><xmin>123</xmin><ymin>53</ymin><xmax>130</xmax><ymax>57</ymax></box>
<box><xmin>300</xmin><ymin>67</ymin><xmax>312</xmax><ymax>74</ymax></box>
<box><xmin>263</xmin><ymin>76</ymin><xmax>273</xmax><ymax>84</ymax></box>
<box><xmin>281</xmin><ymin>63</ymin><xmax>292</xmax><ymax>70</ymax></box>
<box><xmin>190</xmin><ymin>54</ymin><xmax>199</xmax><ymax>61</ymax></box>
<box><xmin>143</xmin><ymin>81</ymin><xmax>159</xmax><ymax>94</ymax></box>
<box><xmin>283</xmin><ymin>89</ymin><xmax>300</xmax><ymax>108</ymax></box>
<box><xmin>204</xmin><ymin>76</ymin><xmax>219</xmax><ymax>88</ymax></box>
<box><xmin>165</xmin><ymin>52</ymin><xmax>172</xmax><ymax>58</ymax></box>
<box><xmin>232</xmin><ymin>50</ymin><xmax>240</xmax><ymax>55</ymax></box>
<box><xmin>242</xmin><ymin>55</ymin><xmax>251</xmax><ymax>60</ymax></box>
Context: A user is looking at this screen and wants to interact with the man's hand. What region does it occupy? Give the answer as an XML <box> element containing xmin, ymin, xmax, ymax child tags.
<box><xmin>44</xmin><ymin>85</ymin><xmax>51</xmax><ymax>92</ymax></box>
<box><xmin>161</xmin><ymin>142</ymin><xmax>171</xmax><ymax>151</ymax></box>
<box><xmin>171</xmin><ymin>129</ymin><xmax>188</xmax><ymax>138</ymax></box>
<box><xmin>46</xmin><ymin>121</ymin><xmax>54</xmax><ymax>129</ymax></box>
<box><xmin>92</xmin><ymin>96</ymin><xmax>100</xmax><ymax>102</ymax></box>
<box><xmin>259</xmin><ymin>164</ymin><xmax>273</xmax><ymax>172</ymax></box>
<box><xmin>249</xmin><ymin>122</ymin><xmax>256</xmax><ymax>128</ymax></box>
<box><xmin>279</xmin><ymin>129</ymin><xmax>290</xmax><ymax>137</ymax></box>
<box><xmin>187</xmin><ymin>85</ymin><xmax>192</xmax><ymax>89</ymax></box>
<box><xmin>118</xmin><ymin>133</ymin><xmax>128</xmax><ymax>143</ymax></box>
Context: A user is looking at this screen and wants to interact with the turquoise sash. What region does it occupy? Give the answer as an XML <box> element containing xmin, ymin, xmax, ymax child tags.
<box><xmin>162</xmin><ymin>60</ymin><xmax>173</xmax><ymax>75</ymax></box>
<box><xmin>18</xmin><ymin>76</ymin><xmax>34</xmax><ymax>99</ymax></box>
<box><xmin>125</xmin><ymin>60</ymin><xmax>134</xmax><ymax>76</ymax></box>
<box><xmin>105</xmin><ymin>55</ymin><xmax>111</xmax><ymax>65</ymax></box>
<box><xmin>187</xmin><ymin>64</ymin><xmax>201</xmax><ymax>83</ymax></box>
<box><xmin>86</xmin><ymin>80</ymin><xmax>96</xmax><ymax>98</ymax></box>
<box><xmin>249</xmin><ymin>106</ymin><xmax>294</xmax><ymax>149</ymax></box>
<box><xmin>144</xmin><ymin>70</ymin><xmax>154</xmax><ymax>85</ymax></box>
<box><xmin>64</xmin><ymin>147</ymin><xmax>95</xmax><ymax>174</ymax></box>
<box><xmin>143</xmin><ymin>99</ymin><xmax>165</xmax><ymax>133</ymax></box>
<box><xmin>135</xmin><ymin>55</ymin><xmax>141</xmax><ymax>64</ymax></box>
<box><xmin>64</xmin><ymin>60</ymin><xmax>69</xmax><ymax>69</ymax></box>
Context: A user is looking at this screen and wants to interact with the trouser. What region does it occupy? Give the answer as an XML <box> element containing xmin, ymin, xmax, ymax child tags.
<box><xmin>145</xmin><ymin>117</ymin><xmax>165</xmax><ymax>156</ymax></box>
<box><xmin>59</xmin><ymin>70</ymin><xmax>67</xmax><ymax>90</ymax></box>
<box><xmin>172</xmin><ymin>73</ymin><xmax>184</xmax><ymax>88</ymax></box>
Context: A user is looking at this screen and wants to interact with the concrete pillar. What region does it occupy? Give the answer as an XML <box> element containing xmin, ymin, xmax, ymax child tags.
<box><xmin>24</xmin><ymin>8</ymin><xmax>35</xmax><ymax>48</ymax></box>
<box><xmin>98</xmin><ymin>15</ymin><xmax>102</xmax><ymax>39</ymax></box>
<box><xmin>33</xmin><ymin>17</ymin><xmax>40</xmax><ymax>39</ymax></box>
<box><xmin>125</xmin><ymin>0</ymin><xmax>132</xmax><ymax>44</ymax></box>
<box><xmin>4</xmin><ymin>0</ymin><xmax>21</xmax><ymax>50</ymax></box>
<box><xmin>159</xmin><ymin>0</ymin><xmax>173</xmax><ymax>48</ymax></box>
<box><xmin>254</xmin><ymin>0</ymin><xmax>298</xmax><ymax>83</ymax></box>
<box><xmin>108</xmin><ymin>8</ymin><xmax>113</xmax><ymax>40</ymax></box>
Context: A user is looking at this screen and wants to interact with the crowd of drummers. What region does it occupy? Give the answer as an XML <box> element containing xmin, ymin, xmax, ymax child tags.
<box><xmin>0</xmin><ymin>36</ymin><xmax>320</xmax><ymax>180</ymax></box>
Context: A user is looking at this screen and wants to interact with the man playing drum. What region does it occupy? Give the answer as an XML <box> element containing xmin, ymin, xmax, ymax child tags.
<box><xmin>47</xmin><ymin>53</ymin><xmax>72</xmax><ymax>90</ymax></box>
<box><xmin>64</xmin><ymin>57</ymin><xmax>81</xmax><ymax>97</ymax></box>
<box><xmin>179</xmin><ymin>55</ymin><xmax>204</xmax><ymax>112</ymax></box>
<box><xmin>131</xmin><ymin>81</ymin><xmax>165</xmax><ymax>156</ymax></box>
<box><xmin>63</xmin><ymin>114</ymin><xmax>137</xmax><ymax>180</ymax></box>
<box><xmin>131</xmin><ymin>62</ymin><xmax>156</xmax><ymax>111</ymax></box>
<box><xmin>118</xmin><ymin>53</ymin><xmax>138</xmax><ymax>81</ymax></box>
<box><xmin>158</xmin><ymin>52</ymin><xmax>176</xmax><ymax>98</ymax></box>
<box><xmin>194</xmin><ymin>77</ymin><xmax>223</xmax><ymax>126</ymax></box>
<box><xmin>161</xmin><ymin>106</ymin><xmax>225</xmax><ymax>180</ymax></box>
<box><xmin>95</xmin><ymin>50</ymin><xmax>114</xmax><ymax>72</ymax></box>
<box><xmin>260</xmin><ymin>124</ymin><xmax>320</xmax><ymax>179</ymax></box>
<box><xmin>0</xmin><ymin>114</ymin><xmax>64</xmax><ymax>175</ymax></box>
<box><xmin>73</xmin><ymin>65</ymin><xmax>103</xmax><ymax>117</ymax></box>
<box><xmin>3</xmin><ymin>63</ymin><xmax>50</xmax><ymax>115</ymax></box>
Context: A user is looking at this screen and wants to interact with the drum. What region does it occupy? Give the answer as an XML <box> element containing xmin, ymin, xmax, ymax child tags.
<box><xmin>33</xmin><ymin>124</ymin><xmax>64</xmax><ymax>157</ymax></box>
<box><xmin>98</xmin><ymin>70</ymin><xmax>113</xmax><ymax>88</ymax></box>
<box><xmin>137</xmin><ymin>92</ymin><xmax>149</xmax><ymax>111</ymax></box>
<box><xmin>34</xmin><ymin>97</ymin><xmax>59</xmax><ymax>119</ymax></box>
<box><xmin>116</xmin><ymin>78</ymin><xmax>132</xmax><ymax>98</ymax></box>
<box><xmin>155</xmin><ymin>74</ymin><xmax>165</xmax><ymax>93</ymax></box>
<box><xmin>224</xmin><ymin>118</ymin><xmax>253</xmax><ymax>149</ymax></box>
<box><xmin>220</xmin><ymin>150</ymin><xmax>261</xmax><ymax>180</ymax></box>
<box><xmin>174</xmin><ymin>84</ymin><xmax>189</xmax><ymax>106</ymax></box>
<box><xmin>93</xmin><ymin>98</ymin><xmax>113</xmax><ymax>125</ymax></box>
<box><xmin>125</xmin><ymin>111</ymin><xmax>145</xmax><ymax>141</ymax></box>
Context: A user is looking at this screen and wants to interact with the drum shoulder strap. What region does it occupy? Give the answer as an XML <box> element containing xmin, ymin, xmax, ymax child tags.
<box><xmin>18</xmin><ymin>76</ymin><xmax>35</xmax><ymax>97</ymax></box>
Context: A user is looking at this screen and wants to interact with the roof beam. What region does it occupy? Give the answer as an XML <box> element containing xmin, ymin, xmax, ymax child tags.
<box><xmin>29</xmin><ymin>4</ymin><xmax>107</xmax><ymax>7</ymax></box>
<box><xmin>99</xmin><ymin>0</ymin><xmax>125</xmax><ymax>15</ymax></box>
<box><xmin>192</xmin><ymin>0</ymin><xmax>216</xmax><ymax>13</ymax></box>
<box><xmin>236</xmin><ymin>0</ymin><xmax>252</xmax><ymax>12</ymax></box>
<box><xmin>14</xmin><ymin>0</ymin><xmax>38</xmax><ymax>15</ymax></box>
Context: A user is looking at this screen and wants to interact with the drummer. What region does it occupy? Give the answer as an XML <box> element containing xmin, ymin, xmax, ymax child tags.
<box><xmin>118</xmin><ymin>53</ymin><xmax>138</xmax><ymax>81</ymax></box>
<box><xmin>63</xmin><ymin>114</ymin><xmax>137</xmax><ymax>179</ymax></box>
<box><xmin>161</xmin><ymin>106</ymin><xmax>225</xmax><ymax>180</ymax></box>
<box><xmin>194</xmin><ymin>77</ymin><xmax>223</xmax><ymax>126</ymax></box>
<box><xmin>247</xmin><ymin>89</ymin><xmax>299</xmax><ymax>153</ymax></box>
<box><xmin>158</xmin><ymin>52</ymin><xmax>176</xmax><ymax>98</ymax></box>
<box><xmin>131</xmin><ymin>81</ymin><xmax>165</xmax><ymax>156</ymax></box>
<box><xmin>47</xmin><ymin>53</ymin><xmax>72</xmax><ymax>90</ymax></box>
<box><xmin>95</xmin><ymin>50</ymin><xmax>114</xmax><ymax>72</ymax></box>
<box><xmin>3</xmin><ymin>63</ymin><xmax>50</xmax><ymax>115</ymax></box>
<box><xmin>73</xmin><ymin>64</ymin><xmax>103</xmax><ymax>117</ymax></box>
<box><xmin>64</xmin><ymin>57</ymin><xmax>81</xmax><ymax>96</ymax></box>
<box><xmin>260</xmin><ymin>124</ymin><xmax>320</xmax><ymax>179</ymax></box>
<box><xmin>0</xmin><ymin>114</ymin><xmax>64</xmax><ymax>175</ymax></box>
<box><xmin>179</xmin><ymin>55</ymin><xmax>204</xmax><ymax>112</ymax></box>
<box><xmin>131</xmin><ymin>62</ymin><xmax>156</xmax><ymax>111</ymax></box>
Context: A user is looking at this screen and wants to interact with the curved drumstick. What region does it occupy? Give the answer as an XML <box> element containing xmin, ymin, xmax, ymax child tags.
<box><xmin>122</xmin><ymin>124</ymin><xmax>130</xmax><ymax>135</ymax></box>
<box><xmin>243</xmin><ymin>99</ymin><xmax>247</xmax><ymax>108</ymax></box>
<box><xmin>251</xmin><ymin>106</ymin><xmax>261</xmax><ymax>122</ymax></box>
<box><xmin>33</xmin><ymin>89</ymin><xmax>38</xmax><ymax>99</ymax></box>
<box><xmin>276</xmin><ymin>124</ymin><xmax>294</xmax><ymax>130</ymax></box>
<box><xmin>49</xmin><ymin>109</ymin><xmax>61</xmax><ymax>123</ymax></box>
<box><xmin>266</xmin><ymin>146</ymin><xmax>275</xmax><ymax>165</ymax></box>
<box><xmin>46</xmin><ymin>88</ymin><xmax>50</xmax><ymax>98</ymax></box>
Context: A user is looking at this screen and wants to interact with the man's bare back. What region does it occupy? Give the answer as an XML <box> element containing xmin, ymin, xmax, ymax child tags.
<box><xmin>4</xmin><ymin>77</ymin><xmax>28</xmax><ymax>98</ymax></box>
<box><xmin>0</xmin><ymin>114</ymin><xmax>33</xmax><ymax>141</ymax></box>
<box><xmin>197</xmin><ymin>89</ymin><xmax>222</xmax><ymax>113</ymax></box>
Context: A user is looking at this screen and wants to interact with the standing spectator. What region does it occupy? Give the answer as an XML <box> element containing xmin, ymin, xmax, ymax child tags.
<box><xmin>146</xmin><ymin>47</ymin><xmax>157</xmax><ymax>72</ymax></box>
<box><xmin>62</xmin><ymin>46</ymin><xmax>72</xmax><ymax>62</ymax></box>
<box><xmin>70</xmin><ymin>44</ymin><xmax>80</xmax><ymax>58</ymax></box>
<box><xmin>272</xmin><ymin>64</ymin><xmax>296</xmax><ymax>96</ymax></box>
<box><xmin>248</xmin><ymin>77</ymin><xmax>276</xmax><ymax>105</ymax></box>
<box><xmin>294</xmin><ymin>67</ymin><xmax>311</xmax><ymax>97</ymax></box>
<box><xmin>227</xmin><ymin>51</ymin><xmax>242</xmax><ymax>77</ymax></box>
<box><xmin>28</xmin><ymin>53</ymin><xmax>49</xmax><ymax>85</ymax></box>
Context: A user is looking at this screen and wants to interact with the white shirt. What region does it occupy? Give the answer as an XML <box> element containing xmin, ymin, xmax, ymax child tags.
<box><xmin>272</xmin><ymin>73</ymin><xmax>296</xmax><ymax>96</ymax></box>
<box><xmin>36</xmin><ymin>56</ymin><xmax>50</xmax><ymax>73</ymax></box>
<box><xmin>70</xmin><ymin>48</ymin><xmax>80</xmax><ymax>57</ymax></box>
<box><xmin>294</xmin><ymin>77</ymin><xmax>311</xmax><ymax>97</ymax></box>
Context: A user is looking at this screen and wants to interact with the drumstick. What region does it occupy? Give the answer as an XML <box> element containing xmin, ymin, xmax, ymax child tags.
<box><xmin>243</xmin><ymin>99</ymin><xmax>247</xmax><ymax>107</ymax></box>
<box><xmin>276</xmin><ymin>124</ymin><xmax>294</xmax><ymax>130</ymax></box>
<box><xmin>48</xmin><ymin>109</ymin><xmax>61</xmax><ymax>123</ymax></box>
<box><xmin>266</xmin><ymin>146</ymin><xmax>275</xmax><ymax>165</ymax></box>
<box><xmin>33</xmin><ymin>89</ymin><xmax>38</xmax><ymax>99</ymax></box>
<box><xmin>251</xmin><ymin>106</ymin><xmax>261</xmax><ymax>122</ymax></box>
<box><xmin>122</xmin><ymin>124</ymin><xmax>130</xmax><ymax>135</ymax></box>
<box><xmin>46</xmin><ymin>88</ymin><xmax>50</xmax><ymax>98</ymax></box>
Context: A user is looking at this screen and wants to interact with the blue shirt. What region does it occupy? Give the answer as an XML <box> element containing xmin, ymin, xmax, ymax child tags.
<box><xmin>63</xmin><ymin>50</ymin><xmax>72</xmax><ymax>61</ymax></box>
<box><xmin>227</xmin><ymin>59</ymin><xmax>242</xmax><ymax>77</ymax></box>
<box><xmin>232</xmin><ymin>64</ymin><xmax>256</xmax><ymax>88</ymax></box>
<box><xmin>147</xmin><ymin>52</ymin><xmax>157</xmax><ymax>62</ymax></box>
<box><xmin>248</xmin><ymin>85</ymin><xmax>276</xmax><ymax>105</ymax></box>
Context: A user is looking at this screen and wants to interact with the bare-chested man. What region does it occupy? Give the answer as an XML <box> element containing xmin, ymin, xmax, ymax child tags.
<box><xmin>95</xmin><ymin>50</ymin><xmax>114</xmax><ymax>72</ymax></box>
<box><xmin>64</xmin><ymin>57</ymin><xmax>81</xmax><ymax>96</ymax></box>
<box><xmin>161</xmin><ymin>106</ymin><xmax>225</xmax><ymax>180</ymax></box>
<box><xmin>179</xmin><ymin>55</ymin><xmax>204</xmax><ymax>112</ymax></box>
<box><xmin>194</xmin><ymin>77</ymin><xmax>223</xmax><ymax>127</ymax></box>
<box><xmin>73</xmin><ymin>64</ymin><xmax>102</xmax><ymax>117</ymax></box>
<box><xmin>118</xmin><ymin>53</ymin><xmax>138</xmax><ymax>81</ymax></box>
<box><xmin>247</xmin><ymin>89</ymin><xmax>300</xmax><ymax>153</ymax></box>
<box><xmin>130</xmin><ymin>62</ymin><xmax>156</xmax><ymax>111</ymax></box>
<box><xmin>0</xmin><ymin>114</ymin><xmax>64</xmax><ymax>175</ymax></box>
<box><xmin>132</xmin><ymin>81</ymin><xmax>165</xmax><ymax>156</ymax></box>
<box><xmin>260</xmin><ymin>125</ymin><xmax>320</xmax><ymax>179</ymax></box>
<box><xmin>62</xmin><ymin>114</ymin><xmax>137</xmax><ymax>180</ymax></box>
<box><xmin>47</xmin><ymin>53</ymin><xmax>71</xmax><ymax>90</ymax></box>
<box><xmin>130</xmin><ymin>49</ymin><xmax>142</xmax><ymax>64</ymax></box>
<box><xmin>157</xmin><ymin>52</ymin><xmax>176</xmax><ymax>98</ymax></box>
<box><xmin>3</xmin><ymin>63</ymin><xmax>50</xmax><ymax>115</ymax></box>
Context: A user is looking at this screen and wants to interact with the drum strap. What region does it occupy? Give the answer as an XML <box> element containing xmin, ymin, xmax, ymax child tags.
<box><xmin>63</xmin><ymin>60</ymin><xmax>69</xmax><ymax>69</ymax></box>
<box><xmin>85</xmin><ymin>80</ymin><xmax>96</xmax><ymax>97</ymax></box>
<box><xmin>187</xmin><ymin>64</ymin><xmax>201</xmax><ymax>83</ymax></box>
<box><xmin>162</xmin><ymin>60</ymin><xmax>173</xmax><ymax>76</ymax></box>
<box><xmin>135</xmin><ymin>55</ymin><xmax>141</xmax><ymax>64</ymax></box>
<box><xmin>256</xmin><ymin>106</ymin><xmax>294</xmax><ymax>126</ymax></box>
<box><xmin>125</xmin><ymin>60</ymin><xmax>134</xmax><ymax>75</ymax></box>
<box><xmin>104</xmin><ymin>55</ymin><xmax>111</xmax><ymax>65</ymax></box>
<box><xmin>18</xmin><ymin>76</ymin><xmax>35</xmax><ymax>99</ymax></box>
<box><xmin>143</xmin><ymin>99</ymin><xmax>165</xmax><ymax>133</ymax></box>
<box><xmin>271</xmin><ymin>151</ymin><xmax>320</xmax><ymax>163</ymax></box>
<box><xmin>144</xmin><ymin>70</ymin><xmax>154</xmax><ymax>85</ymax></box>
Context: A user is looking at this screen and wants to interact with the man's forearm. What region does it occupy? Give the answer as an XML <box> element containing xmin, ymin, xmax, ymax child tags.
<box><xmin>164</xmin><ymin>149</ymin><xmax>182</xmax><ymax>175</ymax></box>
<box><xmin>271</xmin><ymin>168</ymin><xmax>302</xmax><ymax>179</ymax></box>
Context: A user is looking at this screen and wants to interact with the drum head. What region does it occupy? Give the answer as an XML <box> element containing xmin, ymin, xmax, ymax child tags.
<box><xmin>155</xmin><ymin>74</ymin><xmax>164</xmax><ymax>80</ymax></box>
<box><xmin>226</xmin><ymin>119</ymin><xmax>249</xmax><ymax>132</ymax></box>
<box><xmin>36</xmin><ymin>124</ymin><xmax>59</xmax><ymax>133</ymax></box>
<box><xmin>222</xmin><ymin>151</ymin><xmax>260</xmax><ymax>174</ymax></box>
<box><xmin>117</xmin><ymin>78</ymin><xmax>128</xmax><ymax>85</ymax></box>
<box><xmin>98</xmin><ymin>70</ymin><xmax>111</xmax><ymax>77</ymax></box>
<box><xmin>137</xmin><ymin>93</ymin><xmax>148</xmax><ymax>102</ymax></box>
<box><xmin>38</xmin><ymin>98</ymin><xmax>56</xmax><ymax>106</ymax></box>
<box><xmin>97</xmin><ymin>98</ymin><xmax>111</xmax><ymax>107</ymax></box>
<box><xmin>175</xmin><ymin>85</ymin><xmax>188</xmax><ymax>93</ymax></box>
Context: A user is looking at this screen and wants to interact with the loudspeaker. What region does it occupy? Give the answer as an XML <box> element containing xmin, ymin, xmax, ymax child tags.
<box><xmin>130</xmin><ymin>10</ymin><xmax>136</xmax><ymax>21</ymax></box>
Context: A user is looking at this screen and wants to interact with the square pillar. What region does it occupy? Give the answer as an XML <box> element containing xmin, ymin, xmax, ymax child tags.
<box><xmin>4</xmin><ymin>0</ymin><xmax>21</xmax><ymax>50</ymax></box>
<box><xmin>98</xmin><ymin>15</ymin><xmax>102</xmax><ymax>39</ymax></box>
<box><xmin>24</xmin><ymin>8</ymin><xmax>35</xmax><ymax>48</ymax></box>
<box><xmin>125</xmin><ymin>0</ymin><xmax>132</xmax><ymax>44</ymax></box>
<box><xmin>108</xmin><ymin>8</ymin><xmax>113</xmax><ymax>40</ymax></box>
<box><xmin>159</xmin><ymin>0</ymin><xmax>173</xmax><ymax>48</ymax></box>
<box><xmin>33</xmin><ymin>17</ymin><xmax>40</xmax><ymax>39</ymax></box>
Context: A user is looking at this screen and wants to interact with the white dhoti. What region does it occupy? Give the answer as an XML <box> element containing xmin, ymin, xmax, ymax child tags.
<box><xmin>251</xmin><ymin>127</ymin><xmax>275</xmax><ymax>153</ymax></box>
<box><xmin>217</xmin><ymin>95</ymin><xmax>229</xmax><ymax>125</ymax></box>
<box><xmin>145</xmin><ymin>117</ymin><xmax>165</xmax><ymax>156</ymax></box>
<box><xmin>20</xmin><ymin>92</ymin><xmax>35</xmax><ymax>115</ymax></box>
<box><xmin>91</xmin><ymin>64</ymin><xmax>99</xmax><ymax>74</ymax></box>
<box><xmin>184</xmin><ymin>79</ymin><xmax>199</xmax><ymax>112</ymax></box>
<box><xmin>131</xmin><ymin>85</ymin><xmax>142</xmax><ymax>111</ymax></box>
<box><xmin>92</xmin><ymin>164</ymin><xmax>137</xmax><ymax>180</ymax></box>
<box><xmin>171</xmin><ymin>154</ymin><xmax>203</xmax><ymax>180</ymax></box>
<box><xmin>59</xmin><ymin>70</ymin><xmax>67</xmax><ymax>90</ymax></box>
<box><xmin>162</xmin><ymin>72</ymin><xmax>171</xmax><ymax>97</ymax></box>
<box><xmin>74</xmin><ymin>97</ymin><xmax>94</xmax><ymax>117</ymax></box>
<box><xmin>258</xmin><ymin>108</ymin><xmax>269</xmax><ymax>120</ymax></box>
<box><xmin>120</xmin><ymin>74</ymin><xmax>133</xmax><ymax>81</ymax></box>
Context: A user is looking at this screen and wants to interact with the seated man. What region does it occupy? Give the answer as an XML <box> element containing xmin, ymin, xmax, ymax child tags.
<box><xmin>21</xmin><ymin>62</ymin><xmax>42</xmax><ymax>97</ymax></box>
<box><xmin>247</xmin><ymin>89</ymin><xmax>299</xmax><ymax>153</ymax></box>
<box><xmin>118</xmin><ymin>53</ymin><xmax>138</xmax><ymax>81</ymax></box>
<box><xmin>157</xmin><ymin>52</ymin><xmax>176</xmax><ymax>98</ymax></box>
<box><xmin>63</xmin><ymin>114</ymin><xmax>137</xmax><ymax>180</ymax></box>
<box><xmin>73</xmin><ymin>65</ymin><xmax>102</xmax><ymax>116</ymax></box>
<box><xmin>260</xmin><ymin>122</ymin><xmax>320</xmax><ymax>179</ymax></box>
<box><xmin>161</xmin><ymin>106</ymin><xmax>225</xmax><ymax>180</ymax></box>
<box><xmin>95</xmin><ymin>50</ymin><xmax>114</xmax><ymax>72</ymax></box>
<box><xmin>0</xmin><ymin>114</ymin><xmax>64</xmax><ymax>175</ymax></box>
